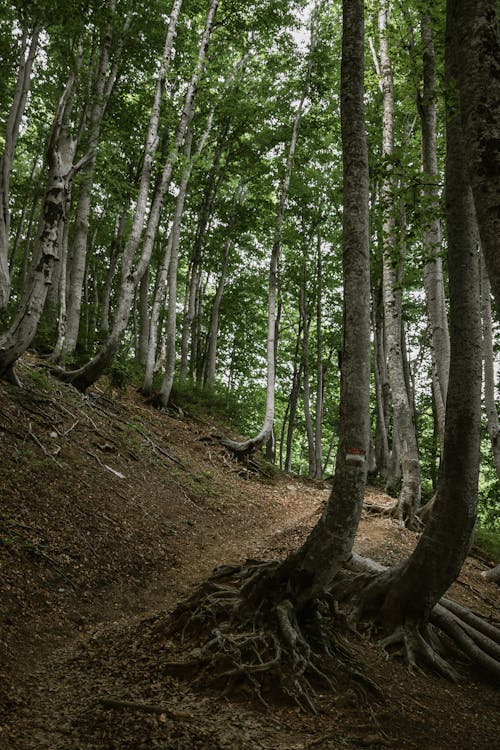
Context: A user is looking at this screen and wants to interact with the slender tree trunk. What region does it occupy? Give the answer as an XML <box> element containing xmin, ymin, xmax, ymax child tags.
<box><xmin>158</xmin><ymin>130</ymin><xmax>195</xmax><ymax>405</ymax></box>
<box><xmin>419</xmin><ymin>10</ymin><xmax>450</xmax><ymax>454</ymax></box>
<box><xmin>275</xmin><ymin>0</ymin><xmax>371</xmax><ymax>599</ymax></box>
<box><xmin>0</xmin><ymin>24</ymin><xmax>40</xmax><ymax>312</ymax></box>
<box><xmin>373</xmin><ymin>279</ymin><xmax>390</xmax><ymax>478</ymax></box>
<box><xmin>101</xmin><ymin>207</ymin><xmax>127</xmax><ymax>335</ymax></box>
<box><xmin>0</xmin><ymin>77</ymin><xmax>78</xmax><ymax>382</ymax></box>
<box><xmin>62</xmin><ymin>0</ymin><xmax>218</xmax><ymax>392</ymax></box>
<box><xmin>60</xmin><ymin>1</ymin><xmax>131</xmax><ymax>360</ymax></box>
<box><xmin>378</xmin><ymin>2</ymin><xmax>421</xmax><ymax>525</ymax></box>
<box><xmin>180</xmin><ymin>127</ymin><xmax>228</xmax><ymax>381</ymax></box>
<box><xmin>223</xmin><ymin>17</ymin><xmax>315</xmax><ymax>455</ymax></box>
<box><xmin>481</xmin><ymin>258</ymin><xmax>500</xmax><ymax>477</ymax></box>
<box><xmin>137</xmin><ymin>267</ymin><xmax>150</xmax><ymax>365</ymax></box>
<box><xmin>141</xmin><ymin>232</ymin><xmax>173</xmax><ymax>396</ymax></box>
<box><xmin>299</xmin><ymin>246</ymin><xmax>315</xmax><ymax>476</ymax></box>
<box><xmin>205</xmin><ymin>235</ymin><xmax>232</xmax><ymax>386</ymax></box>
<box><xmin>314</xmin><ymin>233</ymin><xmax>324</xmax><ymax>479</ymax></box>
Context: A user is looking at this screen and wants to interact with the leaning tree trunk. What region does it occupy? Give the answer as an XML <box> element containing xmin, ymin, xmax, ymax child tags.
<box><xmin>60</xmin><ymin>1</ymin><xmax>131</xmax><ymax>361</ymax></box>
<box><xmin>223</xmin><ymin>18</ymin><xmax>315</xmax><ymax>456</ymax></box>
<box><xmin>453</xmin><ymin>0</ymin><xmax>500</xmax><ymax>317</ymax></box>
<box><xmin>0</xmin><ymin>24</ymin><xmax>40</xmax><ymax>313</ymax></box>
<box><xmin>0</xmin><ymin>77</ymin><xmax>77</xmax><ymax>384</ymax></box>
<box><xmin>481</xmin><ymin>259</ymin><xmax>500</xmax><ymax>477</ymax></box>
<box><xmin>339</xmin><ymin>2</ymin><xmax>483</xmax><ymax>677</ymax></box>
<box><xmin>378</xmin><ymin>1</ymin><xmax>421</xmax><ymax>525</ymax></box>
<box><xmin>60</xmin><ymin>0</ymin><xmax>218</xmax><ymax>392</ymax></box>
<box><xmin>419</xmin><ymin>10</ymin><xmax>450</xmax><ymax>455</ymax></box>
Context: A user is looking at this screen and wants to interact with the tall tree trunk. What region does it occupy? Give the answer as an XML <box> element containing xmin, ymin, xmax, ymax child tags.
<box><xmin>223</xmin><ymin>16</ymin><xmax>315</xmax><ymax>455</ymax></box>
<box><xmin>0</xmin><ymin>76</ymin><xmax>78</xmax><ymax>383</ymax></box>
<box><xmin>419</xmin><ymin>10</ymin><xmax>450</xmax><ymax>455</ymax></box>
<box><xmin>453</xmin><ymin>0</ymin><xmax>500</xmax><ymax>316</ymax></box>
<box><xmin>481</xmin><ymin>258</ymin><xmax>500</xmax><ymax>477</ymax></box>
<box><xmin>60</xmin><ymin>1</ymin><xmax>131</xmax><ymax>360</ymax></box>
<box><xmin>180</xmin><ymin>126</ymin><xmax>228</xmax><ymax>382</ymax></box>
<box><xmin>205</xmin><ymin>233</ymin><xmax>233</xmax><ymax>387</ymax></box>
<box><xmin>100</xmin><ymin>207</ymin><xmax>127</xmax><ymax>335</ymax></box>
<box><xmin>313</xmin><ymin>232</ymin><xmax>324</xmax><ymax>479</ymax></box>
<box><xmin>378</xmin><ymin>2</ymin><xmax>421</xmax><ymax>525</ymax></box>
<box><xmin>373</xmin><ymin>278</ymin><xmax>390</xmax><ymax>478</ymax></box>
<box><xmin>137</xmin><ymin>267</ymin><xmax>150</xmax><ymax>365</ymax></box>
<box><xmin>352</xmin><ymin>7</ymin><xmax>482</xmax><ymax>658</ymax></box>
<box><xmin>299</xmin><ymin>247</ymin><xmax>315</xmax><ymax>476</ymax></box>
<box><xmin>0</xmin><ymin>24</ymin><xmax>40</xmax><ymax>312</ymax></box>
<box><xmin>61</xmin><ymin>0</ymin><xmax>218</xmax><ymax>392</ymax></box>
<box><xmin>158</xmin><ymin>130</ymin><xmax>195</xmax><ymax>406</ymax></box>
<box><xmin>275</xmin><ymin>0</ymin><xmax>371</xmax><ymax>598</ymax></box>
<box><xmin>141</xmin><ymin>232</ymin><xmax>173</xmax><ymax>396</ymax></box>
<box><xmin>282</xmin><ymin>323</ymin><xmax>304</xmax><ymax>472</ymax></box>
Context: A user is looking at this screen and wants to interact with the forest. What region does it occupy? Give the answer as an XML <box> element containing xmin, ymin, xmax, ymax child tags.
<box><xmin>1</xmin><ymin>0</ymin><xmax>500</xmax><ymax>747</ymax></box>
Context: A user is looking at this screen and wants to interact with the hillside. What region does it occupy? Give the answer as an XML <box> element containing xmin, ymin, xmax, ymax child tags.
<box><xmin>0</xmin><ymin>361</ymin><xmax>499</xmax><ymax>750</ymax></box>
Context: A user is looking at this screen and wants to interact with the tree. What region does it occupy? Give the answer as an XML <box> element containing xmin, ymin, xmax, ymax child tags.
<box><xmin>223</xmin><ymin>8</ymin><xmax>316</xmax><ymax>456</ymax></box>
<box><xmin>453</xmin><ymin>0</ymin><xmax>500</xmax><ymax>316</ymax></box>
<box><xmin>0</xmin><ymin>67</ymin><xmax>79</xmax><ymax>384</ymax></box>
<box><xmin>0</xmin><ymin>21</ymin><xmax>40</xmax><ymax>312</ymax></box>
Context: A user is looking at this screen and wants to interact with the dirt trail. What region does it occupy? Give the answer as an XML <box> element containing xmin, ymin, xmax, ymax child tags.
<box><xmin>1</xmin><ymin>369</ymin><xmax>499</xmax><ymax>750</ymax></box>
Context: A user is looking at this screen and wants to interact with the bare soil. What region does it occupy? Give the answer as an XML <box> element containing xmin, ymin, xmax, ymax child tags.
<box><xmin>1</xmin><ymin>360</ymin><xmax>499</xmax><ymax>750</ymax></box>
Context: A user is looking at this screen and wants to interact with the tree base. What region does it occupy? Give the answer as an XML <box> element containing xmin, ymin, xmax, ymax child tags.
<box><xmin>164</xmin><ymin>560</ymin><xmax>381</xmax><ymax>713</ymax></box>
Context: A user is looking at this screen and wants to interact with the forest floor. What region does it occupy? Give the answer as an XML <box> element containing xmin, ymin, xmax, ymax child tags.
<box><xmin>1</xmin><ymin>358</ymin><xmax>499</xmax><ymax>750</ymax></box>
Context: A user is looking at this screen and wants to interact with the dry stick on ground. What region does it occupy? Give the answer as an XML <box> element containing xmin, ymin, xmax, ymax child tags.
<box><xmin>99</xmin><ymin>697</ymin><xmax>192</xmax><ymax>719</ymax></box>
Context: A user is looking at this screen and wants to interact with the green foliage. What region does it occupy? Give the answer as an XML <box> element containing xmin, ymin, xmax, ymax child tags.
<box><xmin>169</xmin><ymin>379</ymin><xmax>249</xmax><ymax>428</ymax></box>
<box><xmin>474</xmin><ymin>526</ymin><xmax>500</xmax><ymax>563</ymax></box>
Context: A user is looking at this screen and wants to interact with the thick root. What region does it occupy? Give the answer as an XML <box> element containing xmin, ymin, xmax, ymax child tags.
<box><xmin>165</xmin><ymin>560</ymin><xmax>380</xmax><ymax>712</ymax></box>
<box><xmin>345</xmin><ymin>553</ymin><xmax>500</xmax><ymax>683</ymax></box>
<box><xmin>379</xmin><ymin>623</ymin><xmax>460</xmax><ymax>681</ymax></box>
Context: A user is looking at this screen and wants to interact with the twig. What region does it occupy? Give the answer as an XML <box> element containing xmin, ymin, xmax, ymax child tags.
<box><xmin>99</xmin><ymin>697</ymin><xmax>192</xmax><ymax>719</ymax></box>
<box><xmin>28</xmin><ymin>423</ymin><xmax>63</xmax><ymax>467</ymax></box>
<box><xmin>30</xmin><ymin>547</ymin><xmax>77</xmax><ymax>590</ymax></box>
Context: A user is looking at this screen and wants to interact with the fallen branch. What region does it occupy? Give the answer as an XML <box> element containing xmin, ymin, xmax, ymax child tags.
<box><xmin>99</xmin><ymin>697</ymin><xmax>192</xmax><ymax>720</ymax></box>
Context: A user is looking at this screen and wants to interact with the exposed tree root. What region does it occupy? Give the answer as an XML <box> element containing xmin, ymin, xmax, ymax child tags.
<box><xmin>482</xmin><ymin>563</ymin><xmax>500</xmax><ymax>585</ymax></box>
<box><xmin>344</xmin><ymin>553</ymin><xmax>500</xmax><ymax>683</ymax></box>
<box><xmin>165</xmin><ymin>560</ymin><xmax>382</xmax><ymax>713</ymax></box>
<box><xmin>363</xmin><ymin>501</ymin><xmax>422</xmax><ymax>531</ymax></box>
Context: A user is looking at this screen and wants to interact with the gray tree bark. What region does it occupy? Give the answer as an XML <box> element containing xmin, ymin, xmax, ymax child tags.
<box><xmin>60</xmin><ymin>1</ymin><xmax>131</xmax><ymax>360</ymax></box>
<box><xmin>378</xmin><ymin>2</ymin><xmax>421</xmax><ymax>525</ymax></box>
<box><xmin>275</xmin><ymin>0</ymin><xmax>371</xmax><ymax>597</ymax></box>
<box><xmin>0</xmin><ymin>77</ymin><xmax>78</xmax><ymax>383</ymax></box>
<box><xmin>224</xmin><ymin>16</ymin><xmax>315</xmax><ymax>455</ymax></box>
<box><xmin>481</xmin><ymin>259</ymin><xmax>500</xmax><ymax>477</ymax></box>
<box><xmin>452</xmin><ymin>0</ymin><xmax>500</xmax><ymax>316</ymax></box>
<box><xmin>61</xmin><ymin>0</ymin><xmax>217</xmax><ymax>392</ymax></box>
<box><xmin>419</xmin><ymin>11</ymin><xmax>450</xmax><ymax>455</ymax></box>
<box><xmin>0</xmin><ymin>24</ymin><xmax>40</xmax><ymax>312</ymax></box>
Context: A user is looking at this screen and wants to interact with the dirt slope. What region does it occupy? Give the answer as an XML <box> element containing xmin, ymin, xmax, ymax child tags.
<box><xmin>0</xmin><ymin>360</ymin><xmax>499</xmax><ymax>749</ymax></box>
